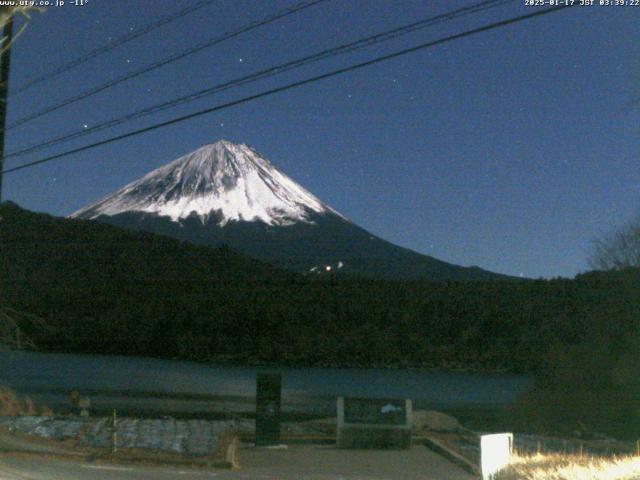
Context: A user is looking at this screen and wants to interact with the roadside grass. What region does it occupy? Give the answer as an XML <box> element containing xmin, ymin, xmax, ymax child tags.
<box><xmin>0</xmin><ymin>386</ymin><xmax>52</xmax><ymax>416</ymax></box>
<box><xmin>495</xmin><ymin>453</ymin><xmax>640</xmax><ymax>480</ymax></box>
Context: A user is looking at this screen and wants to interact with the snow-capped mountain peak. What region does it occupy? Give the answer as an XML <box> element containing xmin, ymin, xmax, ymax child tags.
<box><xmin>71</xmin><ymin>140</ymin><xmax>343</xmax><ymax>226</ymax></box>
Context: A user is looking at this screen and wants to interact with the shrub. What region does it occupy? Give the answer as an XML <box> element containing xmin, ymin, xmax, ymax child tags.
<box><xmin>0</xmin><ymin>386</ymin><xmax>51</xmax><ymax>417</ymax></box>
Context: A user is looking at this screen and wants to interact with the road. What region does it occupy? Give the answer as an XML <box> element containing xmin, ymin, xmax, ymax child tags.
<box><xmin>0</xmin><ymin>445</ymin><xmax>476</xmax><ymax>479</ymax></box>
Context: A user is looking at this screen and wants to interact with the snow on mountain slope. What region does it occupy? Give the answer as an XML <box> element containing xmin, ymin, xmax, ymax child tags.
<box><xmin>69</xmin><ymin>140</ymin><xmax>511</xmax><ymax>281</ymax></box>
<box><xmin>71</xmin><ymin>140</ymin><xmax>343</xmax><ymax>226</ymax></box>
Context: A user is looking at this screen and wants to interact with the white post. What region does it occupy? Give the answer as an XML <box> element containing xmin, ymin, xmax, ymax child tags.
<box><xmin>480</xmin><ymin>433</ymin><xmax>513</xmax><ymax>480</ymax></box>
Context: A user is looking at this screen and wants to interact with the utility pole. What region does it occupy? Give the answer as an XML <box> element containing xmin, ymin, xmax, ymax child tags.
<box><xmin>0</xmin><ymin>14</ymin><xmax>14</xmax><ymax>202</ymax></box>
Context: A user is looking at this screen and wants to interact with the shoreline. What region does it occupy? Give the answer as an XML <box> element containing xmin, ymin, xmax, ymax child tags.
<box><xmin>4</xmin><ymin>347</ymin><xmax>527</xmax><ymax>375</ymax></box>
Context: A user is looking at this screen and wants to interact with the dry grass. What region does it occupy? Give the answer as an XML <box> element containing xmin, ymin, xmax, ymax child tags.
<box><xmin>495</xmin><ymin>453</ymin><xmax>640</xmax><ymax>480</ymax></box>
<box><xmin>40</xmin><ymin>405</ymin><xmax>53</xmax><ymax>417</ymax></box>
<box><xmin>21</xmin><ymin>394</ymin><xmax>36</xmax><ymax>416</ymax></box>
<box><xmin>212</xmin><ymin>427</ymin><xmax>241</xmax><ymax>469</ymax></box>
<box><xmin>0</xmin><ymin>387</ymin><xmax>22</xmax><ymax>416</ymax></box>
<box><xmin>0</xmin><ymin>386</ymin><xmax>51</xmax><ymax>417</ymax></box>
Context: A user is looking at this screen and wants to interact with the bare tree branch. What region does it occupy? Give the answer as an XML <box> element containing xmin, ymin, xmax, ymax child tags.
<box><xmin>589</xmin><ymin>214</ymin><xmax>640</xmax><ymax>270</ymax></box>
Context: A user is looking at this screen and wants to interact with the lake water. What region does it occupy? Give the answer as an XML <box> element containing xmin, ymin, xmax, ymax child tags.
<box><xmin>0</xmin><ymin>350</ymin><xmax>533</xmax><ymax>416</ymax></box>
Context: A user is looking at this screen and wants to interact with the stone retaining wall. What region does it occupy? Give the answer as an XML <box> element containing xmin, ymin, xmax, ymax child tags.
<box><xmin>0</xmin><ymin>416</ymin><xmax>252</xmax><ymax>456</ymax></box>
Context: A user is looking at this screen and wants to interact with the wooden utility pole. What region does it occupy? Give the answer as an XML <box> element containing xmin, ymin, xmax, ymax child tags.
<box><xmin>111</xmin><ymin>409</ymin><xmax>117</xmax><ymax>455</ymax></box>
<box><xmin>0</xmin><ymin>14</ymin><xmax>14</xmax><ymax>202</ymax></box>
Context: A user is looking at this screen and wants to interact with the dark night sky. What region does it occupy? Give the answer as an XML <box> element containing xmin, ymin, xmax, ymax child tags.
<box><xmin>2</xmin><ymin>0</ymin><xmax>638</xmax><ymax>278</ymax></box>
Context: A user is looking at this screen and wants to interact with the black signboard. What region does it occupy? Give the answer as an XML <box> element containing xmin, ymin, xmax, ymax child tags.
<box><xmin>255</xmin><ymin>373</ymin><xmax>282</xmax><ymax>446</ymax></box>
<box><xmin>343</xmin><ymin>397</ymin><xmax>407</xmax><ymax>425</ymax></box>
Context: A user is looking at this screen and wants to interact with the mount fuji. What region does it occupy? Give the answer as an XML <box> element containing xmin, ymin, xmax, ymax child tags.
<box><xmin>71</xmin><ymin>140</ymin><xmax>506</xmax><ymax>281</ymax></box>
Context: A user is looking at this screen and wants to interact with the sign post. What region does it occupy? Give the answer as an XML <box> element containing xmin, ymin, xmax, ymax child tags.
<box><xmin>255</xmin><ymin>373</ymin><xmax>282</xmax><ymax>446</ymax></box>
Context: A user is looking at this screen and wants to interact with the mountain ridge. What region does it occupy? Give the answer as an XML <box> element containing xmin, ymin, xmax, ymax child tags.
<box><xmin>72</xmin><ymin>140</ymin><xmax>512</xmax><ymax>281</ymax></box>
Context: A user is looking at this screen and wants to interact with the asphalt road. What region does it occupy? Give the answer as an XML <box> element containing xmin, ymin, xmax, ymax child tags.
<box><xmin>0</xmin><ymin>445</ymin><xmax>475</xmax><ymax>480</ymax></box>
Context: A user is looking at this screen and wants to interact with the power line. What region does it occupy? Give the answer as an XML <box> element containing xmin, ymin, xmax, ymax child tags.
<box><xmin>6</xmin><ymin>0</ymin><xmax>329</xmax><ymax>131</ymax></box>
<box><xmin>2</xmin><ymin>4</ymin><xmax>573</xmax><ymax>176</ymax></box>
<box><xmin>13</xmin><ymin>0</ymin><xmax>219</xmax><ymax>95</ymax></box>
<box><xmin>5</xmin><ymin>0</ymin><xmax>512</xmax><ymax>160</ymax></box>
